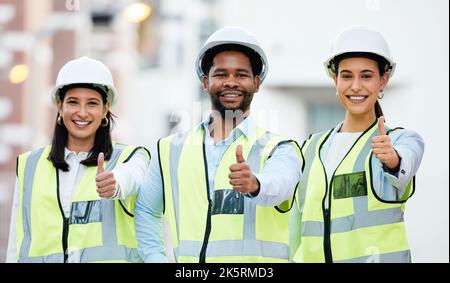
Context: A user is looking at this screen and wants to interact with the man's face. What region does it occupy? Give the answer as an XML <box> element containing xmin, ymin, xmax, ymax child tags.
<box><xmin>203</xmin><ymin>50</ymin><xmax>260</xmax><ymax>118</ymax></box>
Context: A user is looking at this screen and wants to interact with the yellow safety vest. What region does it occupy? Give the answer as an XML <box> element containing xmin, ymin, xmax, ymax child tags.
<box><xmin>293</xmin><ymin>121</ymin><xmax>414</xmax><ymax>263</ymax></box>
<box><xmin>158</xmin><ymin>125</ymin><xmax>301</xmax><ymax>263</ymax></box>
<box><xmin>16</xmin><ymin>143</ymin><xmax>150</xmax><ymax>262</ymax></box>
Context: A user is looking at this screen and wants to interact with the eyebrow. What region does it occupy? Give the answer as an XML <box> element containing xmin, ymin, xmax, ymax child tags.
<box><xmin>340</xmin><ymin>69</ymin><xmax>375</xmax><ymax>73</ymax></box>
<box><xmin>212</xmin><ymin>68</ymin><xmax>251</xmax><ymax>73</ymax></box>
<box><xmin>65</xmin><ymin>96</ymin><xmax>101</xmax><ymax>102</ymax></box>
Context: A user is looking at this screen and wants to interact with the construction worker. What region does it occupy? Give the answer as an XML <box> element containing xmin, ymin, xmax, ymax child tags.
<box><xmin>290</xmin><ymin>26</ymin><xmax>424</xmax><ymax>263</ymax></box>
<box><xmin>6</xmin><ymin>56</ymin><xmax>150</xmax><ymax>263</ymax></box>
<box><xmin>135</xmin><ymin>27</ymin><xmax>302</xmax><ymax>263</ymax></box>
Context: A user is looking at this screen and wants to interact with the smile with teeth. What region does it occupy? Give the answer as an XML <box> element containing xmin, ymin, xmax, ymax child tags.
<box><xmin>347</xmin><ymin>95</ymin><xmax>368</xmax><ymax>102</ymax></box>
<box><xmin>73</xmin><ymin>120</ymin><xmax>91</xmax><ymax>127</ymax></box>
<box><xmin>220</xmin><ymin>92</ymin><xmax>242</xmax><ymax>97</ymax></box>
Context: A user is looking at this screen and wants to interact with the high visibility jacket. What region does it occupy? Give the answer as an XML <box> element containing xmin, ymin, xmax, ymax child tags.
<box><xmin>16</xmin><ymin>143</ymin><xmax>150</xmax><ymax>263</ymax></box>
<box><xmin>293</xmin><ymin>121</ymin><xmax>414</xmax><ymax>263</ymax></box>
<box><xmin>158</xmin><ymin>125</ymin><xmax>301</xmax><ymax>263</ymax></box>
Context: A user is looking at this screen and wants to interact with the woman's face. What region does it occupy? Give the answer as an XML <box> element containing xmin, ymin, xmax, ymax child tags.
<box><xmin>334</xmin><ymin>57</ymin><xmax>389</xmax><ymax>117</ymax></box>
<box><xmin>58</xmin><ymin>88</ymin><xmax>108</xmax><ymax>148</ymax></box>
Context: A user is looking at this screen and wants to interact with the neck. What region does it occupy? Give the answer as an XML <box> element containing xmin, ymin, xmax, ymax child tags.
<box><xmin>67</xmin><ymin>136</ymin><xmax>94</xmax><ymax>154</ymax></box>
<box><xmin>209</xmin><ymin>110</ymin><xmax>249</xmax><ymax>143</ymax></box>
<box><xmin>340</xmin><ymin>111</ymin><xmax>376</xmax><ymax>133</ymax></box>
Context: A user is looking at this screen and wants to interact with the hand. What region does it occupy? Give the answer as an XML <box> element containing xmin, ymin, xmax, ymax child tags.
<box><xmin>96</xmin><ymin>152</ymin><xmax>117</xmax><ymax>199</ymax></box>
<box><xmin>371</xmin><ymin>116</ymin><xmax>400</xmax><ymax>170</ymax></box>
<box><xmin>228</xmin><ymin>145</ymin><xmax>260</xmax><ymax>195</ymax></box>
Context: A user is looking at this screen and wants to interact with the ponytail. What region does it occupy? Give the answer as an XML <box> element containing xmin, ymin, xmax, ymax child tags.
<box><xmin>375</xmin><ymin>100</ymin><xmax>384</xmax><ymax>118</ymax></box>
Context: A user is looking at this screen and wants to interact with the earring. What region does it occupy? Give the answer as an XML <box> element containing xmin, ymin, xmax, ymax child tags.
<box><xmin>57</xmin><ymin>115</ymin><xmax>63</xmax><ymax>126</ymax></box>
<box><xmin>378</xmin><ymin>91</ymin><xmax>385</xmax><ymax>99</ymax></box>
<box><xmin>101</xmin><ymin>117</ymin><xmax>109</xmax><ymax>127</ymax></box>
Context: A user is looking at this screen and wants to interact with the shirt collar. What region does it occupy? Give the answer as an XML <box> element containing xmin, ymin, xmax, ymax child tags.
<box><xmin>199</xmin><ymin>112</ymin><xmax>257</xmax><ymax>140</ymax></box>
<box><xmin>64</xmin><ymin>148</ymin><xmax>89</xmax><ymax>160</ymax></box>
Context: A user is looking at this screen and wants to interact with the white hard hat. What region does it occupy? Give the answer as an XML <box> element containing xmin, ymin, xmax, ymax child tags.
<box><xmin>324</xmin><ymin>26</ymin><xmax>396</xmax><ymax>78</ymax></box>
<box><xmin>51</xmin><ymin>56</ymin><xmax>117</xmax><ymax>106</ymax></box>
<box><xmin>195</xmin><ymin>26</ymin><xmax>269</xmax><ymax>83</ymax></box>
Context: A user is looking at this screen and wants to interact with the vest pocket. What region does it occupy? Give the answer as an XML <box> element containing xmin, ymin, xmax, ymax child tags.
<box><xmin>212</xmin><ymin>189</ymin><xmax>244</xmax><ymax>215</ymax></box>
<box><xmin>333</xmin><ymin>171</ymin><xmax>367</xmax><ymax>199</ymax></box>
<box><xmin>70</xmin><ymin>200</ymin><xmax>102</xmax><ymax>224</ymax></box>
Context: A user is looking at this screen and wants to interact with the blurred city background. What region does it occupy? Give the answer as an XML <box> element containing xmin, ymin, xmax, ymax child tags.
<box><xmin>0</xmin><ymin>0</ymin><xmax>448</xmax><ymax>263</ymax></box>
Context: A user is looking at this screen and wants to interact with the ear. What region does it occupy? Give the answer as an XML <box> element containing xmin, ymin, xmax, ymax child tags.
<box><xmin>253</xmin><ymin>75</ymin><xmax>261</xmax><ymax>93</ymax></box>
<box><xmin>380</xmin><ymin>72</ymin><xmax>390</xmax><ymax>90</ymax></box>
<box><xmin>202</xmin><ymin>75</ymin><xmax>209</xmax><ymax>93</ymax></box>
<box><xmin>57</xmin><ymin>100</ymin><xmax>62</xmax><ymax>115</ymax></box>
<box><xmin>332</xmin><ymin>73</ymin><xmax>337</xmax><ymax>85</ymax></box>
<box><xmin>103</xmin><ymin>102</ymin><xmax>110</xmax><ymax>115</ymax></box>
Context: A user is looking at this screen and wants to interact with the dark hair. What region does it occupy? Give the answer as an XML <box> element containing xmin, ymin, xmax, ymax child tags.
<box><xmin>332</xmin><ymin>52</ymin><xmax>390</xmax><ymax>118</ymax></box>
<box><xmin>48</xmin><ymin>84</ymin><xmax>115</xmax><ymax>171</ymax></box>
<box><xmin>201</xmin><ymin>44</ymin><xmax>263</xmax><ymax>77</ymax></box>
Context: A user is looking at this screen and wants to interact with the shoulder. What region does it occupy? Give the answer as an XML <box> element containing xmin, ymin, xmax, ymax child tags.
<box><xmin>301</xmin><ymin>130</ymin><xmax>331</xmax><ymax>148</ymax></box>
<box><xmin>18</xmin><ymin>145</ymin><xmax>49</xmax><ymax>159</ymax></box>
<box><xmin>387</xmin><ymin>127</ymin><xmax>424</xmax><ymax>143</ymax></box>
<box><xmin>113</xmin><ymin>143</ymin><xmax>151</xmax><ymax>161</ymax></box>
<box><xmin>159</xmin><ymin>128</ymin><xmax>193</xmax><ymax>143</ymax></box>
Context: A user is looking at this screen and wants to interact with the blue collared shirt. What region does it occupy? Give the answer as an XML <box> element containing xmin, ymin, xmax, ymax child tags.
<box><xmin>135</xmin><ymin>114</ymin><xmax>302</xmax><ymax>262</ymax></box>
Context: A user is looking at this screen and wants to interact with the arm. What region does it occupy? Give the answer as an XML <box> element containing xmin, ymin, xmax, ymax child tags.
<box><xmin>6</xmin><ymin>178</ymin><xmax>19</xmax><ymax>263</ymax></box>
<box><xmin>251</xmin><ymin>143</ymin><xmax>302</xmax><ymax>206</ymax></box>
<box><xmin>134</xmin><ymin>151</ymin><xmax>167</xmax><ymax>262</ymax></box>
<box><xmin>372</xmin><ymin>129</ymin><xmax>425</xmax><ymax>201</ymax></box>
<box><xmin>111</xmin><ymin>149</ymin><xmax>150</xmax><ymax>200</ymax></box>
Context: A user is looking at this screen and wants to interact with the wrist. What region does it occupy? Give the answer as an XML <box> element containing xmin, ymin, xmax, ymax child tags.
<box><xmin>249</xmin><ymin>176</ymin><xmax>260</xmax><ymax>197</ymax></box>
<box><xmin>385</xmin><ymin>150</ymin><xmax>401</xmax><ymax>173</ymax></box>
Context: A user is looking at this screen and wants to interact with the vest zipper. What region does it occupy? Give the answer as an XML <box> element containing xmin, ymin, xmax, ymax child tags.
<box><xmin>199</xmin><ymin>135</ymin><xmax>212</xmax><ymax>263</ymax></box>
<box><xmin>318</xmin><ymin>121</ymin><xmax>376</xmax><ymax>263</ymax></box>
<box><xmin>56</xmin><ymin>169</ymin><xmax>69</xmax><ymax>263</ymax></box>
<box><xmin>319</xmin><ymin>157</ymin><xmax>333</xmax><ymax>263</ymax></box>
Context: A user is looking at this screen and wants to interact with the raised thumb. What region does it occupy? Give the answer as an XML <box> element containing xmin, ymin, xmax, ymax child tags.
<box><xmin>378</xmin><ymin>116</ymin><xmax>386</xmax><ymax>136</ymax></box>
<box><xmin>97</xmin><ymin>152</ymin><xmax>104</xmax><ymax>175</ymax></box>
<box><xmin>236</xmin><ymin>145</ymin><xmax>245</xmax><ymax>163</ymax></box>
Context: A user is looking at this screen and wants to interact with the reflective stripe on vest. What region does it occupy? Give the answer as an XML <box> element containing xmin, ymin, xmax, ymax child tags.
<box><xmin>159</xmin><ymin>126</ymin><xmax>298</xmax><ymax>263</ymax></box>
<box><xmin>17</xmin><ymin>144</ymin><xmax>147</xmax><ymax>262</ymax></box>
<box><xmin>294</xmin><ymin>121</ymin><xmax>413</xmax><ymax>263</ymax></box>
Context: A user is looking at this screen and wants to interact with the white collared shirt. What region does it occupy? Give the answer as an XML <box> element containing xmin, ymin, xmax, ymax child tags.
<box><xmin>6</xmin><ymin>147</ymin><xmax>149</xmax><ymax>262</ymax></box>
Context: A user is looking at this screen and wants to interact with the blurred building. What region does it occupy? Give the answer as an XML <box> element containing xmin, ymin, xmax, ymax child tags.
<box><xmin>0</xmin><ymin>0</ymin><xmax>146</xmax><ymax>262</ymax></box>
<box><xmin>0</xmin><ymin>0</ymin><xmax>448</xmax><ymax>263</ymax></box>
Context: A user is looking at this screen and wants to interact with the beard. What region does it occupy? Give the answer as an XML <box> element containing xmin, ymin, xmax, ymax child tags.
<box><xmin>210</xmin><ymin>90</ymin><xmax>254</xmax><ymax>120</ymax></box>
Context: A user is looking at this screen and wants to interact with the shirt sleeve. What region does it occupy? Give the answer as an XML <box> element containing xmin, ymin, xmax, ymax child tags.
<box><xmin>6</xmin><ymin>178</ymin><xmax>19</xmax><ymax>263</ymax></box>
<box><xmin>134</xmin><ymin>149</ymin><xmax>167</xmax><ymax>262</ymax></box>
<box><xmin>372</xmin><ymin>129</ymin><xmax>425</xmax><ymax>201</ymax></box>
<box><xmin>111</xmin><ymin>148</ymin><xmax>150</xmax><ymax>201</ymax></box>
<box><xmin>251</xmin><ymin>142</ymin><xmax>302</xmax><ymax>206</ymax></box>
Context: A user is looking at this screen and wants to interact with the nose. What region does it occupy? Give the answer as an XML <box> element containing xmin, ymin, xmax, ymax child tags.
<box><xmin>223</xmin><ymin>75</ymin><xmax>239</xmax><ymax>88</ymax></box>
<box><xmin>77</xmin><ymin>104</ymin><xmax>89</xmax><ymax>118</ymax></box>
<box><xmin>351</xmin><ymin>77</ymin><xmax>362</xmax><ymax>92</ymax></box>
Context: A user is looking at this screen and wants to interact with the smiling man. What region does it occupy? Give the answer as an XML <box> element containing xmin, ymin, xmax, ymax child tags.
<box><xmin>135</xmin><ymin>27</ymin><xmax>303</xmax><ymax>263</ymax></box>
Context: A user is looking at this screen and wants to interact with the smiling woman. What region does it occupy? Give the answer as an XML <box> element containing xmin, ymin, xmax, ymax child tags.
<box><xmin>7</xmin><ymin>57</ymin><xmax>151</xmax><ymax>263</ymax></box>
<box><xmin>290</xmin><ymin>26</ymin><xmax>425</xmax><ymax>263</ymax></box>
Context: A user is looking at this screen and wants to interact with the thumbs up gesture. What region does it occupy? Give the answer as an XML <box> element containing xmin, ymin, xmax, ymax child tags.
<box><xmin>371</xmin><ymin>117</ymin><xmax>400</xmax><ymax>170</ymax></box>
<box><xmin>228</xmin><ymin>145</ymin><xmax>260</xmax><ymax>195</ymax></box>
<box><xmin>95</xmin><ymin>152</ymin><xmax>117</xmax><ymax>199</ymax></box>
